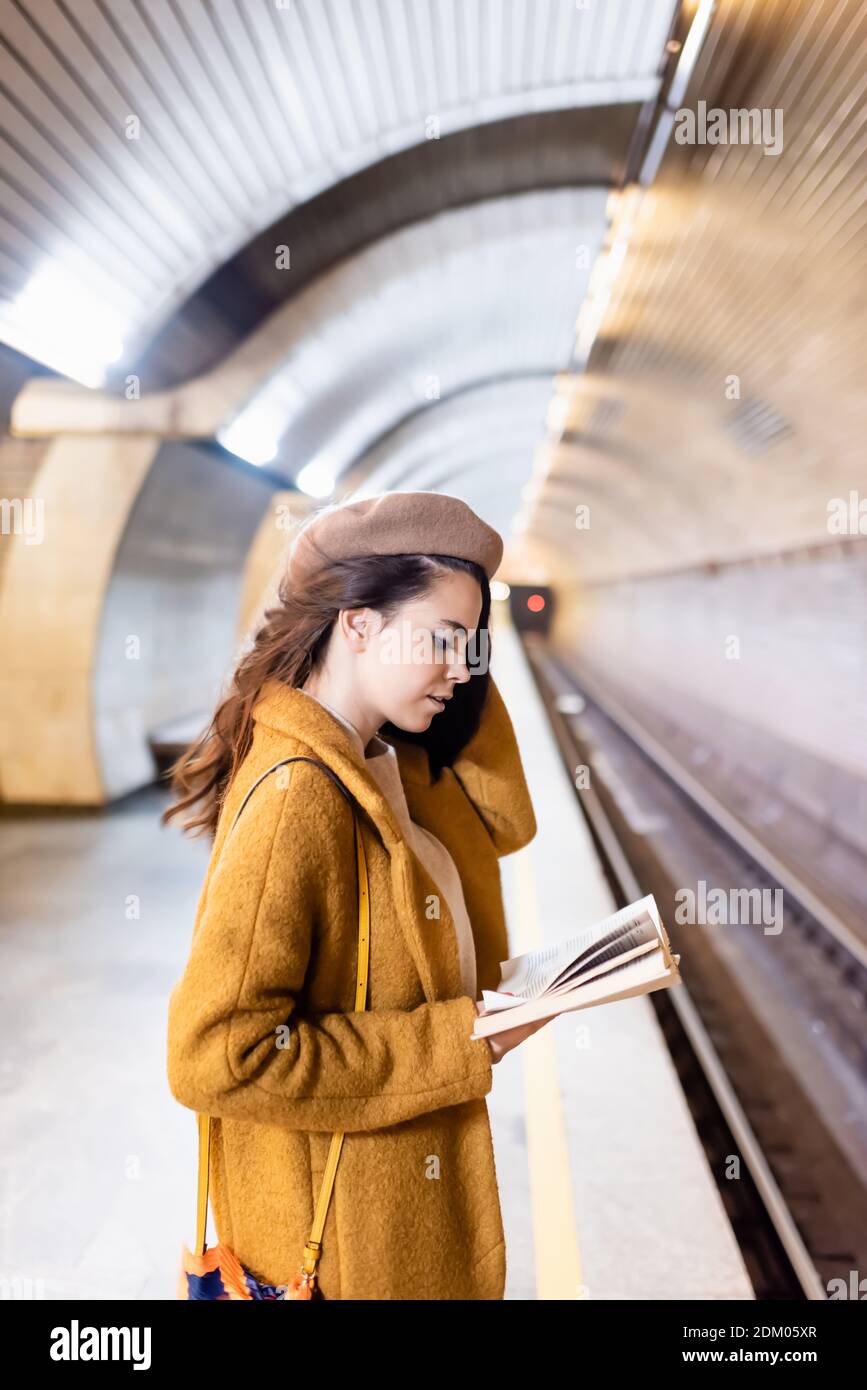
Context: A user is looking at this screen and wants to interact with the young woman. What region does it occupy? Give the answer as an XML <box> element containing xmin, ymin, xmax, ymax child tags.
<box><xmin>164</xmin><ymin>491</ymin><xmax>545</xmax><ymax>1300</ymax></box>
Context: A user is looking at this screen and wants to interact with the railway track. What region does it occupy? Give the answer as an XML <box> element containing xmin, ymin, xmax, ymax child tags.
<box><xmin>523</xmin><ymin>635</ymin><xmax>867</xmax><ymax>1302</ymax></box>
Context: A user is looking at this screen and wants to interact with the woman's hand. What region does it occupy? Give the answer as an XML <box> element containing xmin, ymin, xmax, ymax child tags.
<box><xmin>474</xmin><ymin>999</ymin><xmax>549</xmax><ymax>1063</ymax></box>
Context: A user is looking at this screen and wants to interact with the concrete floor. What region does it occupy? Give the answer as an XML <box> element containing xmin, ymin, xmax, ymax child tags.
<box><xmin>1</xmin><ymin>786</ymin><xmax>209</xmax><ymax>1298</ymax></box>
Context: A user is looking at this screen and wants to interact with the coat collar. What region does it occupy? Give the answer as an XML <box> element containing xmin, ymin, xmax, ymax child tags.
<box><xmin>297</xmin><ymin>689</ymin><xmax>432</xmax><ymax>789</ymax></box>
<box><xmin>251</xmin><ymin>679</ymin><xmax>409</xmax><ymax>849</ymax></box>
<box><xmin>250</xmin><ymin>678</ymin><xmax>464</xmax><ymax>1004</ymax></box>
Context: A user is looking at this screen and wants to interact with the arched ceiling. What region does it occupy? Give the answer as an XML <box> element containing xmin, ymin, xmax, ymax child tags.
<box><xmin>0</xmin><ymin>0</ymin><xmax>677</xmax><ymax>379</ymax></box>
<box><xmin>132</xmin><ymin>101</ymin><xmax>643</xmax><ymax>388</ymax></box>
<box><xmin>218</xmin><ymin>186</ymin><xmax>610</xmax><ymax>496</ymax></box>
<box><xmin>12</xmin><ymin>0</ymin><xmax>860</xmax><ymax>594</ymax></box>
<box><xmin>512</xmin><ymin>0</ymin><xmax>867</xmax><ymax>585</ymax></box>
<box><xmin>329</xmin><ymin>378</ymin><xmax>560</xmax><ymax>543</ymax></box>
<box><xmin>12</xmin><ymin>185</ymin><xmax>611</xmax><ymax>530</ymax></box>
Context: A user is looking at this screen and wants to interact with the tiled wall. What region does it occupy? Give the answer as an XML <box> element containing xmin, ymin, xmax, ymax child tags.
<box><xmin>552</xmin><ymin>543</ymin><xmax>867</xmax><ymax>856</ymax></box>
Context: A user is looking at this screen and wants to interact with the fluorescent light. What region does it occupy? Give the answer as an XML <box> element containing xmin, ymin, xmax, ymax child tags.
<box><xmin>218</xmin><ymin>403</ymin><xmax>283</xmax><ymax>466</ymax></box>
<box><xmin>296</xmin><ymin>459</ymin><xmax>336</xmax><ymax>498</ymax></box>
<box><xmin>218</xmin><ymin>427</ymin><xmax>277</xmax><ymax>466</ymax></box>
<box><xmin>639</xmin><ymin>0</ymin><xmax>716</xmax><ymax>183</ymax></box>
<box><xmin>3</xmin><ymin>263</ymin><xmax>125</xmax><ymax>387</ymax></box>
<box><xmin>573</xmin><ymin>185</ymin><xmax>643</xmax><ymax>365</ymax></box>
<box><xmin>669</xmin><ymin>0</ymin><xmax>715</xmax><ymax>109</ymax></box>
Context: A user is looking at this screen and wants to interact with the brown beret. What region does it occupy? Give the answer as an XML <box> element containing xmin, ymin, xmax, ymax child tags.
<box><xmin>288</xmin><ymin>491</ymin><xmax>504</xmax><ymax>582</ymax></box>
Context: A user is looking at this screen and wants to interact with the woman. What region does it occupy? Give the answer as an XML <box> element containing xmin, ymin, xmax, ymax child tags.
<box><xmin>164</xmin><ymin>490</ymin><xmax>545</xmax><ymax>1300</ymax></box>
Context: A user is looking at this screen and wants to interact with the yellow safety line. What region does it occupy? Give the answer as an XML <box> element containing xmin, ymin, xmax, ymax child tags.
<box><xmin>513</xmin><ymin>847</ymin><xmax>585</xmax><ymax>1300</ymax></box>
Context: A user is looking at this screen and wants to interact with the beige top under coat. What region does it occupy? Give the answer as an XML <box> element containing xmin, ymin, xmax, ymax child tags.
<box><xmin>302</xmin><ymin>690</ymin><xmax>478</xmax><ymax>1002</ymax></box>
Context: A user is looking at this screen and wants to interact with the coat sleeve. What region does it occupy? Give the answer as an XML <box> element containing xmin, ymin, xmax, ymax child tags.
<box><xmin>166</xmin><ymin>764</ymin><xmax>493</xmax><ymax>1134</ymax></box>
<box><xmin>450</xmin><ymin>673</ymin><xmax>537</xmax><ymax>857</ymax></box>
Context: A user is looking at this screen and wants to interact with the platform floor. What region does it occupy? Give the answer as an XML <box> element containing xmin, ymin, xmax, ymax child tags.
<box><xmin>492</xmin><ymin>620</ymin><xmax>754</xmax><ymax>1300</ymax></box>
<box><xmin>0</xmin><ymin>622</ymin><xmax>754</xmax><ymax>1299</ymax></box>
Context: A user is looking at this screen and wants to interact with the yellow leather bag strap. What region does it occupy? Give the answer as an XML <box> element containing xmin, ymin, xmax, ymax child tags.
<box><xmin>193</xmin><ymin>755</ymin><xmax>371</xmax><ymax>1280</ymax></box>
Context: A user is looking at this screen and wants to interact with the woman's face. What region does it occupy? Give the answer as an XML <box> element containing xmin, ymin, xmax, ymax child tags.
<box><xmin>360</xmin><ymin>570</ymin><xmax>485</xmax><ymax>733</ymax></box>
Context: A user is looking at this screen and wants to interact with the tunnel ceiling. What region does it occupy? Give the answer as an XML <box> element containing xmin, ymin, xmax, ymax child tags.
<box><xmin>13</xmin><ymin>184</ymin><xmax>613</xmax><ymax>540</ymax></box>
<box><xmin>512</xmin><ymin>0</ymin><xmax>867</xmax><ymax>586</ymax></box>
<box><xmin>134</xmin><ymin>103</ymin><xmax>643</xmax><ymax>388</ymax></box>
<box><xmin>0</xmin><ymin>0</ymin><xmax>677</xmax><ymax>380</ymax></box>
<box><xmin>218</xmin><ymin>186</ymin><xmax>611</xmax><ymax>506</ymax></box>
<box><xmin>8</xmin><ymin>0</ymin><xmax>861</xmax><ymax>591</ymax></box>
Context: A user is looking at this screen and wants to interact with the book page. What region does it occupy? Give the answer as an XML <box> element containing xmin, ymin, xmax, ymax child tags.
<box><xmin>497</xmin><ymin>895</ymin><xmax>662</xmax><ymax>1000</ymax></box>
<box><xmin>547</xmin><ymin>936</ymin><xmax>660</xmax><ymax>995</ymax></box>
<box><xmin>547</xmin><ymin>918</ymin><xmax>660</xmax><ymax>993</ymax></box>
<box><xmin>472</xmin><ymin>951</ymin><xmax>680</xmax><ymax>1038</ymax></box>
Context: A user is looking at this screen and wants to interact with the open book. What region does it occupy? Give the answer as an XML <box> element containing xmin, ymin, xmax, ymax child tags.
<box><xmin>470</xmin><ymin>894</ymin><xmax>682</xmax><ymax>1040</ymax></box>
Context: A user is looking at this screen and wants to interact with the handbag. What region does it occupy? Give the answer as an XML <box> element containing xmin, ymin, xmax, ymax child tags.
<box><xmin>177</xmin><ymin>754</ymin><xmax>370</xmax><ymax>1300</ymax></box>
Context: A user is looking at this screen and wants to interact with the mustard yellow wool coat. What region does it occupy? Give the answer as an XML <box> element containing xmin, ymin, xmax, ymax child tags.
<box><xmin>166</xmin><ymin>672</ymin><xmax>536</xmax><ymax>1299</ymax></box>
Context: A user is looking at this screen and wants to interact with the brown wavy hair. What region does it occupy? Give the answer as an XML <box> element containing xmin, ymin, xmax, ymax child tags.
<box><xmin>160</xmin><ymin>551</ymin><xmax>493</xmax><ymax>840</ymax></box>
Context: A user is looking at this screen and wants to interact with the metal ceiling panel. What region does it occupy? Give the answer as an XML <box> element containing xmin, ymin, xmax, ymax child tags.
<box><xmin>0</xmin><ymin>0</ymin><xmax>677</xmax><ymax>375</ymax></box>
